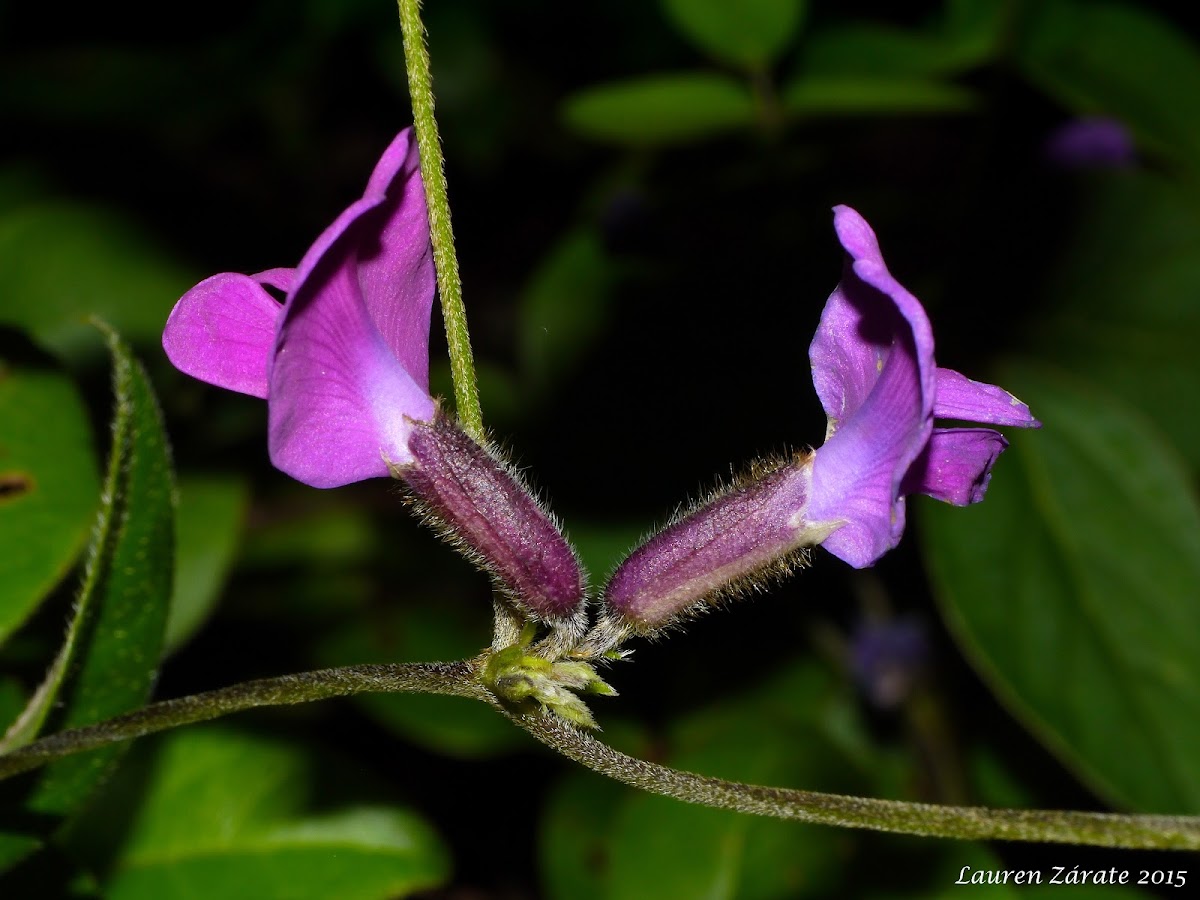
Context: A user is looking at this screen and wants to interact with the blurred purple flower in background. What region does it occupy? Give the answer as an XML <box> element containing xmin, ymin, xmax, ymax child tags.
<box><xmin>163</xmin><ymin>127</ymin><xmax>436</xmax><ymax>488</ymax></box>
<box><xmin>849</xmin><ymin>617</ymin><xmax>929</xmax><ymax>709</ymax></box>
<box><xmin>1044</xmin><ymin>116</ymin><xmax>1137</xmax><ymax>169</ymax></box>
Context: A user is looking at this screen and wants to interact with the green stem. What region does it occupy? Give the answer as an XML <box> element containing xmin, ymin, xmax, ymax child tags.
<box><xmin>3</xmin><ymin>665</ymin><xmax>1198</xmax><ymax>850</ymax></box>
<box><xmin>0</xmin><ymin>662</ymin><xmax>486</xmax><ymax>781</ymax></box>
<box><xmin>510</xmin><ymin>712</ymin><xmax>1200</xmax><ymax>850</ymax></box>
<box><xmin>396</xmin><ymin>0</ymin><xmax>483</xmax><ymax>441</ymax></box>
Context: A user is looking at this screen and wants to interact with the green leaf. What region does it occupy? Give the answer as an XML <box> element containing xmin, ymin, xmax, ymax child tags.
<box><xmin>0</xmin><ymin>202</ymin><xmax>193</xmax><ymax>359</ymax></box>
<box><xmin>0</xmin><ymin>357</ymin><xmax>99</xmax><ymax>645</ymax></box>
<box><xmin>539</xmin><ymin>719</ymin><xmax>658</xmax><ymax>900</ymax></box>
<box><xmin>563</xmin><ymin>74</ymin><xmax>757</xmax><ymax>146</ymax></box>
<box><xmin>1016</xmin><ymin>0</ymin><xmax>1200</xmax><ymax>167</ymax></box>
<box><xmin>540</xmin><ymin>770</ymin><xmax>626</xmax><ymax>900</ymax></box>
<box><xmin>660</xmin><ymin>0</ymin><xmax>806</xmax><ymax>69</ymax></box>
<box><xmin>0</xmin><ymin>679</ymin><xmax>23</xmax><ymax>737</ymax></box>
<box><xmin>921</xmin><ymin>364</ymin><xmax>1200</xmax><ymax>814</ymax></box>
<box><xmin>604</xmin><ymin>714</ymin><xmax>850</xmax><ymax>899</ymax></box>
<box><xmin>781</xmin><ymin>76</ymin><xmax>974</xmax><ymax>117</ymax></box>
<box><xmin>96</xmin><ymin>728</ymin><xmax>449</xmax><ymax>900</ymax></box>
<box><xmin>0</xmin><ymin>326</ymin><xmax>174</xmax><ymax>869</ymax></box>
<box><xmin>802</xmin><ymin>0</ymin><xmax>1008</xmax><ymax>79</ymax></box>
<box><xmin>166</xmin><ymin>475</ymin><xmax>248</xmax><ymax>652</ymax></box>
<box><xmin>595</xmin><ymin>662</ymin><xmax>865</xmax><ymax>900</ymax></box>
<box><xmin>1030</xmin><ymin>171</ymin><xmax>1200</xmax><ymax>469</ymax></box>
<box><xmin>518</xmin><ymin>229</ymin><xmax>611</xmax><ymax>390</ymax></box>
<box><xmin>942</xmin><ymin>0</ymin><xmax>1011</xmax><ymax>65</ymax></box>
<box><xmin>239</xmin><ymin>500</ymin><xmax>378</xmax><ymax>569</ymax></box>
<box><xmin>431</xmin><ymin>359</ymin><xmax>523</xmax><ymax>427</ymax></box>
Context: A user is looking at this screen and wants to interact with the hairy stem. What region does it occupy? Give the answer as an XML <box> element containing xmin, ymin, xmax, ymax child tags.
<box><xmin>0</xmin><ymin>662</ymin><xmax>486</xmax><ymax>781</ymax></box>
<box><xmin>508</xmin><ymin>711</ymin><xmax>1200</xmax><ymax>850</ymax></box>
<box><xmin>3</xmin><ymin>665</ymin><xmax>1198</xmax><ymax>850</ymax></box>
<box><xmin>396</xmin><ymin>0</ymin><xmax>483</xmax><ymax>440</ymax></box>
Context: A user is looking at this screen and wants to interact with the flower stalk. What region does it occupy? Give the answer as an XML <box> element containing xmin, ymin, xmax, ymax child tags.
<box><xmin>2</xmin><ymin>664</ymin><xmax>1198</xmax><ymax>850</ymax></box>
<box><xmin>396</xmin><ymin>0</ymin><xmax>483</xmax><ymax>441</ymax></box>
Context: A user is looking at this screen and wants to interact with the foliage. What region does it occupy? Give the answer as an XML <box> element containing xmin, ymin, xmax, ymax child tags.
<box><xmin>3</xmin><ymin>0</ymin><xmax>1199</xmax><ymax>894</ymax></box>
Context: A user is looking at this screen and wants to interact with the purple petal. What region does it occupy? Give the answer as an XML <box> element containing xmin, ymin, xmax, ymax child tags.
<box><xmin>935</xmin><ymin>368</ymin><xmax>1040</xmax><ymax>427</ymax></box>
<box><xmin>289</xmin><ymin>129</ymin><xmax>434</xmax><ymax>391</ymax></box>
<box><xmin>358</xmin><ymin>131</ymin><xmax>436</xmax><ymax>389</ymax></box>
<box><xmin>902</xmin><ymin>427</ymin><xmax>1008</xmax><ymax>505</ymax></box>
<box><xmin>267</xmin><ymin>129</ymin><xmax>437</xmax><ymax>489</ymax></box>
<box><xmin>254</xmin><ymin>267</ymin><xmax>296</xmax><ymax>293</ymax></box>
<box><xmin>268</xmin><ymin>241</ymin><xmax>435</xmax><ymax>489</ymax></box>
<box><xmin>162</xmin><ymin>272</ymin><xmax>282</xmax><ymax>399</ymax></box>
<box><xmin>809</xmin><ymin>206</ymin><xmax>937</xmax><ymax>434</ymax></box>
<box><xmin>806</xmin><ymin>206</ymin><xmax>939</xmax><ymax>568</ymax></box>
<box><xmin>808</xmin><ymin>328</ymin><xmax>929</xmax><ymax>567</ymax></box>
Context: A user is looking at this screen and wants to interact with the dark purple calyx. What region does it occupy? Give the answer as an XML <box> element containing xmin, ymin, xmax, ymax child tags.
<box><xmin>603</xmin><ymin>452</ymin><xmax>833</xmax><ymax>633</ymax></box>
<box><xmin>394</xmin><ymin>412</ymin><xmax>586</xmax><ymax>629</ymax></box>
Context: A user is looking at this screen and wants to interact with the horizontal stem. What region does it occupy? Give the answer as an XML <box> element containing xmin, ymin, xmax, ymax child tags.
<box><xmin>0</xmin><ymin>662</ymin><xmax>486</xmax><ymax>781</ymax></box>
<box><xmin>3</xmin><ymin>663</ymin><xmax>1197</xmax><ymax>850</ymax></box>
<box><xmin>510</xmin><ymin>711</ymin><xmax>1200</xmax><ymax>850</ymax></box>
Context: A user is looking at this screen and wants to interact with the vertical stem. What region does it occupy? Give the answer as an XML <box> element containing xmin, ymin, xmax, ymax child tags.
<box><xmin>396</xmin><ymin>0</ymin><xmax>484</xmax><ymax>441</ymax></box>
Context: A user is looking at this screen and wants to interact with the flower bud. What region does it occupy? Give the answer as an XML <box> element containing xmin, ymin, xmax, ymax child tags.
<box><xmin>600</xmin><ymin>452</ymin><xmax>838</xmax><ymax>637</ymax></box>
<box><xmin>392</xmin><ymin>411</ymin><xmax>586</xmax><ymax>636</ymax></box>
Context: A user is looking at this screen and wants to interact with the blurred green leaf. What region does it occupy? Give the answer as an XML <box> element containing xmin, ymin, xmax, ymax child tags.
<box><xmin>1017</xmin><ymin>0</ymin><xmax>1200</xmax><ymax>166</ymax></box>
<box><xmin>98</xmin><ymin>727</ymin><xmax>449</xmax><ymax>900</ymax></box>
<box><xmin>660</xmin><ymin>0</ymin><xmax>806</xmax><ymax>69</ymax></box>
<box><xmin>943</xmin><ymin>0</ymin><xmax>1010</xmax><ymax>62</ymax></box>
<box><xmin>431</xmin><ymin>359</ymin><xmax>523</xmax><ymax>427</ymax></box>
<box><xmin>518</xmin><ymin>229</ymin><xmax>611</xmax><ymax>391</ymax></box>
<box><xmin>166</xmin><ymin>475</ymin><xmax>248</xmax><ymax>652</ymax></box>
<box><xmin>605</xmin><ymin>711</ymin><xmax>850</xmax><ymax>899</ymax></box>
<box><xmin>802</xmin><ymin>0</ymin><xmax>1007</xmax><ymax>78</ymax></box>
<box><xmin>540</xmin><ymin>769</ymin><xmax>626</xmax><ymax>900</ymax></box>
<box><xmin>316</xmin><ymin>602</ymin><xmax>519</xmax><ymax>758</ymax></box>
<box><xmin>966</xmin><ymin>747</ymin><xmax>1035</xmax><ymax>811</ymax></box>
<box><xmin>0</xmin><ymin>358</ymin><xmax>99</xmax><ymax>645</ymax></box>
<box><xmin>557</xmin><ymin>661</ymin><xmax>864</xmax><ymax>900</ymax></box>
<box><xmin>0</xmin><ymin>203</ymin><xmax>193</xmax><ymax>359</ymax></box>
<box><xmin>539</xmin><ymin>718</ymin><xmax>653</xmax><ymax>900</ymax></box>
<box><xmin>804</xmin><ymin>25</ymin><xmax>946</xmax><ymax>77</ymax></box>
<box><xmin>921</xmin><ymin>364</ymin><xmax>1200</xmax><ymax>814</ymax></box>
<box><xmin>0</xmin><ymin>679</ymin><xmax>23</xmax><ymax>734</ymax></box>
<box><xmin>0</xmin><ymin>328</ymin><xmax>174</xmax><ymax>869</ymax></box>
<box><xmin>1030</xmin><ymin>171</ymin><xmax>1200</xmax><ymax>469</ymax></box>
<box><xmin>240</xmin><ymin>501</ymin><xmax>378</xmax><ymax>570</ymax></box>
<box><xmin>782</xmin><ymin>76</ymin><xmax>974</xmax><ymax>117</ymax></box>
<box><xmin>563</xmin><ymin>74</ymin><xmax>757</xmax><ymax>146</ymax></box>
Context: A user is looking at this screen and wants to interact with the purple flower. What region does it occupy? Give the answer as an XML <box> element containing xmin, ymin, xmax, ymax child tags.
<box><xmin>163</xmin><ymin>127</ymin><xmax>436</xmax><ymax>489</ymax></box>
<box><xmin>806</xmin><ymin>206</ymin><xmax>1039</xmax><ymax>568</ymax></box>
<box><xmin>599</xmin><ymin>206</ymin><xmax>1037</xmax><ymax>637</ymax></box>
<box><xmin>1044</xmin><ymin>116</ymin><xmax>1136</xmax><ymax>169</ymax></box>
<box><xmin>163</xmin><ymin>129</ymin><xmax>586</xmax><ymax>629</ymax></box>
